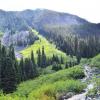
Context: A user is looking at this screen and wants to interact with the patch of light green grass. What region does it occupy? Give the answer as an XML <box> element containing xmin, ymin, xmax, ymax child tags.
<box><xmin>90</xmin><ymin>54</ymin><xmax>100</xmax><ymax>68</ymax></box>
<box><xmin>20</xmin><ymin>30</ymin><xmax>67</xmax><ymax>61</ymax></box>
<box><xmin>13</xmin><ymin>66</ymin><xmax>85</xmax><ymax>97</ymax></box>
<box><xmin>28</xmin><ymin>80</ymin><xmax>85</xmax><ymax>100</ymax></box>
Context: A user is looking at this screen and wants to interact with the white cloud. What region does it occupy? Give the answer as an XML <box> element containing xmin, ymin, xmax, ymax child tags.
<box><xmin>0</xmin><ymin>0</ymin><xmax>100</xmax><ymax>23</ymax></box>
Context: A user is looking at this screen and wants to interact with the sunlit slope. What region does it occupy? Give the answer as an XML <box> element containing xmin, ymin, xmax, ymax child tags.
<box><xmin>20</xmin><ymin>30</ymin><xmax>67</xmax><ymax>60</ymax></box>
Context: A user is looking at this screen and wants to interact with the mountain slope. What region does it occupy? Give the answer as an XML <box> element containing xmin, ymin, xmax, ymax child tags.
<box><xmin>2</xmin><ymin>29</ymin><xmax>39</xmax><ymax>47</ymax></box>
<box><xmin>20</xmin><ymin>30</ymin><xmax>68</xmax><ymax>60</ymax></box>
<box><xmin>0</xmin><ymin>9</ymin><xmax>100</xmax><ymax>59</ymax></box>
<box><xmin>0</xmin><ymin>9</ymin><xmax>100</xmax><ymax>48</ymax></box>
<box><xmin>0</xmin><ymin>9</ymin><xmax>100</xmax><ymax>35</ymax></box>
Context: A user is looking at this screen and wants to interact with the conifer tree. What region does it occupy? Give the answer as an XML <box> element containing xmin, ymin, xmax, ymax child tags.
<box><xmin>52</xmin><ymin>62</ymin><xmax>62</xmax><ymax>71</ymax></box>
<box><xmin>20</xmin><ymin>57</ymin><xmax>26</xmax><ymax>81</ymax></box>
<box><xmin>60</xmin><ymin>56</ymin><xmax>64</xmax><ymax>64</ymax></box>
<box><xmin>41</xmin><ymin>46</ymin><xmax>47</xmax><ymax>68</ymax></box>
<box><xmin>0</xmin><ymin>41</ymin><xmax>1</xmax><ymax>87</ymax></box>
<box><xmin>31</xmin><ymin>50</ymin><xmax>36</xmax><ymax>66</ymax></box>
<box><xmin>37</xmin><ymin>48</ymin><xmax>41</xmax><ymax>67</ymax></box>
<box><xmin>1</xmin><ymin>55</ymin><xmax>17</xmax><ymax>93</ymax></box>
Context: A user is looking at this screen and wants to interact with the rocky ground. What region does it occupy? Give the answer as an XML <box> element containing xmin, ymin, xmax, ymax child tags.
<box><xmin>60</xmin><ymin>65</ymin><xmax>100</xmax><ymax>100</ymax></box>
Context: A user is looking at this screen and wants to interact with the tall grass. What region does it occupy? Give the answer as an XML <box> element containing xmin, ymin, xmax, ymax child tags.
<box><xmin>90</xmin><ymin>54</ymin><xmax>100</xmax><ymax>68</ymax></box>
<box><xmin>0</xmin><ymin>66</ymin><xmax>86</xmax><ymax>100</ymax></box>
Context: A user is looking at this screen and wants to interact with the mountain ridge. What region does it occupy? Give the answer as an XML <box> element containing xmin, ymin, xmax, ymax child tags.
<box><xmin>0</xmin><ymin>9</ymin><xmax>100</xmax><ymax>57</ymax></box>
<box><xmin>0</xmin><ymin>9</ymin><xmax>97</xmax><ymax>32</ymax></box>
<box><xmin>0</xmin><ymin>8</ymin><xmax>98</xmax><ymax>24</ymax></box>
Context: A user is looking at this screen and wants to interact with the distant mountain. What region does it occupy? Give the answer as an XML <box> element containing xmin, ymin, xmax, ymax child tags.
<box><xmin>0</xmin><ymin>9</ymin><xmax>100</xmax><ymax>47</ymax></box>
<box><xmin>0</xmin><ymin>9</ymin><xmax>100</xmax><ymax>34</ymax></box>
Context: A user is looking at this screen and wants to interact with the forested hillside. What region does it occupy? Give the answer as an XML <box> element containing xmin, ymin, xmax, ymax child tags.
<box><xmin>0</xmin><ymin>9</ymin><xmax>100</xmax><ymax>100</ymax></box>
<box><xmin>0</xmin><ymin>9</ymin><xmax>100</xmax><ymax>59</ymax></box>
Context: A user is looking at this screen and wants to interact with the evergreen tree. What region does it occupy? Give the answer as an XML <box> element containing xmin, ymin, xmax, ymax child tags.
<box><xmin>24</xmin><ymin>58</ymin><xmax>38</xmax><ymax>80</ymax></box>
<box><xmin>41</xmin><ymin>46</ymin><xmax>47</xmax><ymax>68</ymax></box>
<box><xmin>1</xmin><ymin>56</ymin><xmax>17</xmax><ymax>93</ymax></box>
<box><xmin>52</xmin><ymin>62</ymin><xmax>62</xmax><ymax>71</ymax></box>
<box><xmin>15</xmin><ymin>60</ymin><xmax>21</xmax><ymax>83</ymax></box>
<box><xmin>65</xmin><ymin>62</ymin><xmax>69</xmax><ymax>68</ymax></box>
<box><xmin>31</xmin><ymin>50</ymin><xmax>36</xmax><ymax>66</ymax></box>
<box><xmin>19</xmin><ymin>57</ymin><xmax>26</xmax><ymax>81</ymax></box>
<box><xmin>37</xmin><ymin>48</ymin><xmax>42</xmax><ymax>67</ymax></box>
<box><xmin>24</xmin><ymin>58</ymin><xmax>34</xmax><ymax>80</ymax></box>
<box><xmin>52</xmin><ymin>54</ymin><xmax>60</xmax><ymax>64</ymax></box>
<box><xmin>60</xmin><ymin>56</ymin><xmax>64</xmax><ymax>64</ymax></box>
<box><xmin>76</xmin><ymin>53</ymin><xmax>81</xmax><ymax>64</ymax></box>
<box><xmin>0</xmin><ymin>41</ymin><xmax>2</xmax><ymax>87</ymax></box>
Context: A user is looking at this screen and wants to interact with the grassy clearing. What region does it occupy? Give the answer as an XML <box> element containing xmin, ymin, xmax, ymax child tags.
<box><xmin>29</xmin><ymin>80</ymin><xmax>85</xmax><ymax>100</ymax></box>
<box><xmin>20</xmin><ymin>30</ymin><xmax>68</xmax><ymax>61</ymax></box>
<box><xmin>14</xmin><ymin>66</ymin><xmax>85</xmax><ymax>97</ymax></box>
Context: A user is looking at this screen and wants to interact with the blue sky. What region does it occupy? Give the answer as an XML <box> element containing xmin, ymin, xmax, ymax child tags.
<box><xmin>0</xmin><ymin>0</ymin><xmax>100</xmax><ymax>23</ymax></box>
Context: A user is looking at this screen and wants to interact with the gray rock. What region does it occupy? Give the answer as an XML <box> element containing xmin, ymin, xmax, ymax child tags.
<box><xmin>58</xmin><ymin>92</ymin><xmax>74</xmax><ymax>100</ymax></box>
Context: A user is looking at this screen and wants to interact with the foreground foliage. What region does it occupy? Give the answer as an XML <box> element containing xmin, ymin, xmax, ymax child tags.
<box><xmin>90</xmin><ymin>54</ymin><xmax>100</xmax><ymax>68</ymax></box>
<box><xmin>0</xmin><ymin>66</ymin><xmax>86</xmax><ymax>100</ymax></box>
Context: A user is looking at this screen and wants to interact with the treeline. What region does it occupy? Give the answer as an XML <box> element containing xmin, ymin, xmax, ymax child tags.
<box><xmin>1</xmin><ymin>42</ymin><xmax>73</xmax><ymax>93</ymax></box>
<box><xmin>0</xmin><ymin>42</ymin><xmax>39</xmax><ymax>93</ymax></box>
<box><xmin>0</xmin><ymin>43</ymin><xmax>17</xmax><ymax>93</ymax></box>
<box><xmin>39</xmin><ymin>28</ymin><xmax>100</xmax><ymax>60</ymax></box>
<box><xmin>54</xmin><ymin>35</ymin><xmax>100</xmax><ymax>59</ymax></box>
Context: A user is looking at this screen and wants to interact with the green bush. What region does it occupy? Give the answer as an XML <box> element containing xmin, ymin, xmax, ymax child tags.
<box><xmin>13</xmin><ymin>66</ymin><xmax>85</xmax><ymax>97</ymax></box>
<box><xmin>90</xmin><ymin>54</ymin><xmax>100</xmax><ymax>68</ymax></box>
<box><xmin>29</xmin><ymin>80</ymin><xmax>86</xmax><ymax>100</ymax></box>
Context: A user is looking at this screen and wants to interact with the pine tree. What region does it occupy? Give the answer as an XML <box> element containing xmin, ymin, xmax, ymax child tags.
<box><xmin>76</xmin><ymin>53</ymin><xmax>81</xmax><ymax>64</ymax></box>
<box><xmin>20</xmin><ymin>57</ymin><xmax>26</xmax><ymax>81</ymax></box>
<box><xmin>41</xmin><ymin>46</ymin><xmax>47</xmax><ymax>68</ymax></box>
<box><xmin>0</xmin><ymin>41</ymin><xmax>2</xmax><ymax>88</ymax></box>
<box><xmin>37</xmin><ymin>48</ymin><xmax>41</xmax><ymax>67</ymax></box>
<box><xmin>65</xmin><ymin>62</ymin><xmax>69</xmax><ymax>68</ymax></box>
<box><xmin>1</xmin><ymin>56</ymin><xmax>17</xmax><ymax>93</ymax></box>
<box><xmin>15</xmin><ymin>60</ymin><xmax>21</xmax><ymax>83</ymax></box>
<box><xmin>52</xmin><ymin>62</ymin><xmax>62</xmax><ymax>71</ymax></box>
<box><xmin>31</xmin><ymin>50</ymin><xmax>36</xmax><ymax>66</ymax></box>
<box><xmin>9</xmin><ymin>45</ymin><xmax>16</xmax><ymax>60</ymax></box>
<box><xmin>25</xmin><ymin>58</ymin><xmax>34</xmax><ymax>80</ymax></box>
<box><xmin>60</xmin><ymin>56</ymin><xmax>64</xmax><ymax>64</ymax></box>
<box><xmin>23</xmin><ymin>58</ymin><xmax>38</xmax><ymax>80</ymax></box>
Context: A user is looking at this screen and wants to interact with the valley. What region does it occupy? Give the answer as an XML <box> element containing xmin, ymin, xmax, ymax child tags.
<box><xmin>0</xmin><ymin>9</ymin><xmax>100</xmax><ymax>100</ymax></box>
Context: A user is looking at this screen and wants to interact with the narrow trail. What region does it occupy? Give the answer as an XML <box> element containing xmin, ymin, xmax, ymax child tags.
<box><xmin>66</xmin><ymin>65</ymin><xmax>94</xmax><ymax>100</ymax></box>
